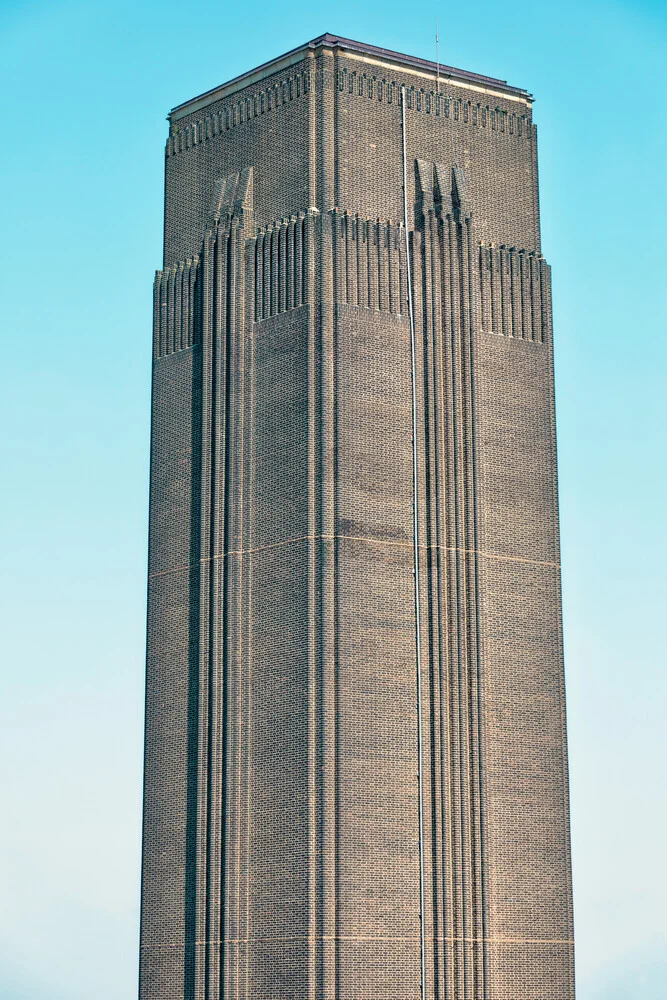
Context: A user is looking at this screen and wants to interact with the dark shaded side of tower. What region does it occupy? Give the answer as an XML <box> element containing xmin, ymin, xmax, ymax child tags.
<box><xmin>139</xmin><ymin>34</ymin><xmax>575</xmax><ymax>1000</ymax></box>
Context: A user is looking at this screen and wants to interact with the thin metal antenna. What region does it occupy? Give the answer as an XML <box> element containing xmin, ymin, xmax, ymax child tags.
<box><xmin>436</xmin><ymin>18</ymin><xmax>440</xmax><ymax>94</ymax></box>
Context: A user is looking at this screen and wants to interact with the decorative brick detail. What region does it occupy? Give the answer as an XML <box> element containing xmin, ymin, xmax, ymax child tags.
<box><xmin>331</xmin><ymin>210</ymin><xmax>405</xmax><ymax>313</ymax></box>
<box><xmin>166</xmin><ymin>69</ymin><xmax>311</xmax><ymax>157</ymax></box>
<box><xmin>154</xmin><ymin>205</ymin><xmax>406</xmax><ymax>358</ymax></box>
<box><xmin>152</xmin><ymin>259</ymin><xmax>198</xmax><ymax>358</ymax></box>
<box><xmin>337</xmin><ymin>65</ymin><xmax>531</xmax><ymax>138</ymax></box>
<box><xmin>254</xmin><ymin>213</ymin><xmax>310</xmax><ymax>320</ymax></box>
<box><xmin>479</xmin><ymin>243</ymin><xmax>552</xmax><ymax>342</ymax></box>
<box><xmin>413</xmin><ymin>176</ymin><xmax>487</xmax><ymax>995</ymax></box>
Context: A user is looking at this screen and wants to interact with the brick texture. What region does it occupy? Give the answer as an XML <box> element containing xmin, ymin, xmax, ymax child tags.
<box><xmin>139</xmin><ymin>34</ymin><xmax>575</xmax><ymax>1000</ymax></box>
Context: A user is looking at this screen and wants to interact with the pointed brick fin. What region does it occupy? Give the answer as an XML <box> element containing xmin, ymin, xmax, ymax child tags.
<box><xmin>233</xmin><ymin>166</ymin><xmax>253</xmax><ymax>217</ymax></box>
<box><xmin>209</xmin><ymin>166</ymin><xmax>254</xmax><ymax>232</ymax></box>
<box><xmin>415</xmin><ymin>159</ymin><xmax>435</xmax><ymax>217</ymax></box>
<box><xmin>432</xmin><ymin>162</ymin><xmax>472</xmax><ymax>221</ymax></box>
<box><xmin>209</xmin><ymin>172</ymin><xmax>239</xmax><ymax>226</ymax></box>
<box><xmin>433</xmin><ymin>162</ymin><xmax>453</xmax><ymax>216</ymax></box>
<box><xmin>219</xmin><ymin>172</ymin><xmax>239</xmax><ymax>219</ymax></box>
<box><xmin>452</xmin><ymin>164</ymin><xmax>472</xmax><ymax>219</ymax></box>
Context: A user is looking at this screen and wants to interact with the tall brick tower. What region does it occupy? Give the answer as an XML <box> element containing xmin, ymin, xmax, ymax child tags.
<box><xmin>139</xmin><ymin>34</ymin><xmax>575</xmax><ymax>1000</ymax></box>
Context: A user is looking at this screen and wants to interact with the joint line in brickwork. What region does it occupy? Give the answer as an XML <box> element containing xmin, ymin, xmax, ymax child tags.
<box><xmin>141</xmin><ymin>934</ymin><xmax>574</xmax><ymax>947</ymax></box>
<box><xmin>147</xmin><ymin>537</ymin><xmax>560</xmax><ymax>579</ymax></box>
<box><xmin>440</xmin><ymin>545</ymin><xmax>560</xmax><ymax>569</ymax></box>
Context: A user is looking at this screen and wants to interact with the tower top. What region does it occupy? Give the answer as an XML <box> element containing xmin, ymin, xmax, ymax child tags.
<box><xmin>169</xmin><ymin>33</ymin><xmax>533</xmax><ymax>122</ymax></box>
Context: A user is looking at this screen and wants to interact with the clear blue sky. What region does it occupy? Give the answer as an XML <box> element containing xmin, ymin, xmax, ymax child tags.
<box><xmin>1</xmin><ymin>1</ymin><xmax>665</xmax><ymax>997</ymax></box>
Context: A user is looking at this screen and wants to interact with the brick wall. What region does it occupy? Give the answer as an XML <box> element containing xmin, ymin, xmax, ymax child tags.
<box><xmin>140</xmin><ymin>35</ymin><xmax>574</xmax><ymax>1000</ymax></box>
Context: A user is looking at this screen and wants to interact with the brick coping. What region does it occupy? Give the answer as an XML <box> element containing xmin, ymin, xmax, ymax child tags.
<box><xmin>169</xmin><ymin>33</ymin><xmax>533</xmax><ymax>122</ymax></box>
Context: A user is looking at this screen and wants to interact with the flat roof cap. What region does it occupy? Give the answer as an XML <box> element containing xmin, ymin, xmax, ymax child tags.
<box><xmin>170</xmin><ymin>33</ymin><xmax>533</xmax><ymax>121</ymax></box>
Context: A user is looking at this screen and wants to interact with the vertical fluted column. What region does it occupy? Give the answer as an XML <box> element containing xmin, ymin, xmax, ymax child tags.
<box><xmin>345</xmin><ymin>212</ymin><xmax>357</xmax><ymax>306</ymax></box>
<box><xmin>519</xmin><ymin>251</ymin><xmax>530</xmax><ymax>339</ymax></box>
<box><xmin>315</xmin><ymin>44</ymin><xmax>337</xmax><ymax>1000</ymax></box>
<box><xmin>279</xmin><ymin>219</ymin><xmax>288</xmax><ymax>313</ymax></box>
<box><xmin>377</xmin><ymin>220</ymin><xmax>389</xmax><ymax>312</ymax></box>
<box><xmin>205</xmin><ymin>224</ymin><xmax>227</xmax><ymax>1000</ymax></box>
<box><xmin>442</xmin><ymin>209</ymin><xmax>463</xmax><ymax>1000</ymax></box>
<box><xmin>417</xmin><ymin>167</ymin><xmax>488</xmax><ymax>1000</ymax></box>
<box><xmin>287</xmin><ymin>217</ymin><xmax>296</xmax><ymax>310</ymax></box>
<box><xmin>367</xmin><ymin>221</ymin><xmax>378</xmax><ymax>311</ymax></box>
<box><xmin>295</xmin><ymin>215</ymin><xmax>304</xmax><ymax>308</ymax></box>
<box><xmin>255</xmin><ymin>234</ymin><xmax>264</xmax><ymax>321</ymax></box>
<box><xmin>238</xmin><ymin>228</ymin><xmax>256</xmax><ymax>1000</ymax></box>
<box><xmin>332</xmin><ymin>210</ymin><xmax>343</xmax><ymax>305</ymax></box>
<box><xmin>530</xmin><ymin>253</ymin><xmax>542</xmax><ymax>344</ymax></box>
<box><xmin>270</xmin><ymin>225</ymin><xmax>279</xmax><ymax>318</ymax></box>
<box><xmin>419</xmin><ymin>200</ymin><xmax>439</xmax><ymax>1000</ymax></box>
<box><xmin>178</xmin><ymin>192</ymin><xmax>254</xmax><ymax>1000</ymax></box>
<box><xmin>540</xmin><ymin>258</ymin><xmax>553</xmax><ymax>344</ymax></box>
<box><xmin>357</xmin><ymin>217</ymin><xmax>368</xmax><ymax>308</ymax></box>
<box><xmin>461</xmin><ymin>215</ymin><xmax>486</xmax><ymax>1000</ymax></box>
<box><xmin>193</xmin><ymin>226</ymin><xmax>214</xmax><ymax>1000</ymax></box>
<box><xmin>152</xmin><ymin>271</ymin><xmax>163</xmax><ymax>359</ymax></box>
<box><xmin>304</xmin><ymin>203</ymin><xmax>319</xmax><ymax>1000</ymax></box>
<box><xmin>225</xmin><ymin>216</ymin><xmax>251</xmax><ymax>1000</ymax></box>
<box><xmin>423</xmin><ymin>203</ymin><xmax>452</xmax><ymax>1000</ymax></box>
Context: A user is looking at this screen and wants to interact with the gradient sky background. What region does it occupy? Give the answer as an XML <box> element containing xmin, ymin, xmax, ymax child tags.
<box><xmin>1</xmin><ymin>0</ymin><xmax>666</xmax><ymax>997</ymax></box>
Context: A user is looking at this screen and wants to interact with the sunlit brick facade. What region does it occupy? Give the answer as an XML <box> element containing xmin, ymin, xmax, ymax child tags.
<box><xmin>139</xmin><ymin>34</ymin><xmax>575</xmax><ymax>1000</ymax></box>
